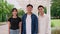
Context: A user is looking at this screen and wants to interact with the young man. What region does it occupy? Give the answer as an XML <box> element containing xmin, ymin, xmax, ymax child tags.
<box><xmin>22</xmin><ymin>4</ymin><xmax>38</xmax><ymax>34</ymax></box>
<box><xmin>38</xmin><ymin>5</ymin><xmax>49</xmax><ymax>34</ymax></box>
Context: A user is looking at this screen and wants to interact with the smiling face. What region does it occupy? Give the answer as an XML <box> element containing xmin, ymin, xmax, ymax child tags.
<box><xmin>26</xmin><ymin>6</ymin><xmax>33</xmax><ymax>13</ymax></box>
<box><xmin>12</xmin><ymin>9</ymin><xmax>18</xmax><ymax>16</ymax></box>
<box><xmin>26</xmin><ymin>4</ymin><xmax>33</xmax><ymax>13</ymax></box>
<box><xmin>38</xmin><ymin>5</ymin><xmax>44</xmax><ymax>16</ymax></box>
<box><xmin>38</xmin><ymin>7</ymin><xmax>44</xmax><ymax>14</ymax></box>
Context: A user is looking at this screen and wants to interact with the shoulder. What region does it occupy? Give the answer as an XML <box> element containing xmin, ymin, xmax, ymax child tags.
<box><xmin>17</xmin><ymin>17</ymin><xmax>21</xmax><ymax>19</ymax></box>
<box><xmin>32</xmin><ymin>13</ymin><xmax>37</xmax><ymax>17</ymax></box>
<box><xmin>8</xmin><ymin>17</ymin><xmax>12</xmax><ymax>21</ymax></box>
<box><xmin>22</xmin><ymin>14</ymin><xmax>27</xmax><ymax>18</ymax></box>
<box><xmin>32</xmin><ymin>13</ymin><xmax>38</xmax><ymax>19</ymax></box>
<box><xmin>8</xmin><ymin>17</ymin><xmax>12</xmax><ymax>20</ymax></box>
<box><xmin>44</xmin><ymin>14</ymin><xmax>49</xmax><ymax>19</ymax></box>
<box><xmin>17</xmin><ymin>17</ymin><xmax>22</xmax><ymax>22</ymax></box>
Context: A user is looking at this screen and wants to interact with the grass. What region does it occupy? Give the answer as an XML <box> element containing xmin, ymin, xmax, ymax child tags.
<box><xmin>51</xmin><ymin>19</ymin><xmax>60</xmax><ymax>27</ymax></box>
<box><xmin>51</xmin><ymin>19</ymin><xmax>60</xmax><ymax>34</ymax></box>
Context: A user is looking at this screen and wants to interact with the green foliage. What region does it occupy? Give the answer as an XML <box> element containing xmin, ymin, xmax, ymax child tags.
<box><xmin>51</xmin><ymin>22</ymin><xmax>55</xmax><ymax>27</ymax></box>
<box><xmin>44</xmin><ymin>7</ymin><xmax>47</xmax><ymax>14</ymax></box>
<box><xmin>0</xmin><ymin>0</ymin><xmax>25</xmax><ymax>22</ymax></box>
<box><xmin>0</xmin><ymin>0</ymin><xmax>14</xmax><ymax>22</ymax></box>
<box><xmin>51</xmin><ymin>19</ymin><xmax>60</xmax><ymax>27</ymax></box>
<box><xmin>51</xmin><ymin>0</ymin><xmax>60</xmax><ymax>18</ymax></box>
<box><xmin>18</xmin><ymin>9</ymin><xmax>25</xmax><ymax>18</ymax></box>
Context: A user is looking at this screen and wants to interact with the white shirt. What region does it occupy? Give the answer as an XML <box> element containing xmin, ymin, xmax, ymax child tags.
<box><xmin>26</xmin><ymin>14</ymin><xmax>31</xmax><ymax>34</ymax></box>
<box><xmin>38</xmin><ymin>14</ymin><xmax>49</xmax><ymax>34</ymax></box>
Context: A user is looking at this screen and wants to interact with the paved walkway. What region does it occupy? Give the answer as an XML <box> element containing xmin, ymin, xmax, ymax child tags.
<box><xmin>1</xmin><ymin>24</ymin><xmax>60</xmax><ymax>34</ymax></box>
<box><xmin>0</xmin><ymin>24</ymin><xmax>8</xmax><ymax>34</ymax></box>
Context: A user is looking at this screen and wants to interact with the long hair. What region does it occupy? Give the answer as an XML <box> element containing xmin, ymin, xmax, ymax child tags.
<box><xmin>11</xmin><ymin>8</ymin><xmax>18</xmax><ymax>17</ymax></box>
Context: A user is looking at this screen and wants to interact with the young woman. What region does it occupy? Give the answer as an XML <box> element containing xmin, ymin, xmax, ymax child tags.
<box><xmin>8</xmin><ymin>8</ymin><xmax>22</xmax><ymax>34</ymax></box>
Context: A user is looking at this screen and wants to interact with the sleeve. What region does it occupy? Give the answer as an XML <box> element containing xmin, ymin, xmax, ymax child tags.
<box><xmin>34</xmin><ymin>15</ymin><xmax>38</xmax><ymax>34</ymax></box>
<box><xmin>19</xmin><ymin>18</ymin><xmax>22</xmax><ymax>22</ymax></box>
<box><xmin>21</xmin><ymin>15</ymin><xmax>25</xmax><ymax>34</ymax></box>
<box><xmin>46</xmin><ymin>16</ymin><xmax>50</xmax><ymax>34</ymax></box>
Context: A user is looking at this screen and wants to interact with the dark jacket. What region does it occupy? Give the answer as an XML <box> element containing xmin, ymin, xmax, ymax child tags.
<box><xmin>21</xmin><ymin>13</ymin><xmax>38</xmax><ymax>34</ymax></box>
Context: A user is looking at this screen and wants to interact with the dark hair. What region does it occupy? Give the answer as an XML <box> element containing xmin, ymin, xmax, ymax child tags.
<box><xmin>12</xmin><ymin>8</ymin><xmax>17</xmax><ymax>12</ymax></box>
<box><xmin>38</xmin><ymin>5</ymin><xmax>44</xmax><ymax>9</ymax></box>
<box><xmin>27</xmin><ymin>4</ymin><xmax>33</xmax><ymax>8</ymax></box>
<box><xmin>11</xmin><ymin>8</ymin><xmax>18</xmax><ymax>17</ymax></box>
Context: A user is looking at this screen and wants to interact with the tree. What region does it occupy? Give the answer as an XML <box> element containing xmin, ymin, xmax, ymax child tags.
<box><xmin>51</xmin><ymin>0</ymin><xmax>60</xmax><ymax>18</ymax></box>
<box><xmin>0</xmin><ymin>0</ymin><xmax>25</xmax><ymax>22</ymax></box>
<box><xmin>18</xmin><ymin>9</ymin><xmax>25</xmax><ymax>18</ymax></box>
<box><xmin>0</xmin><ymin>0</ymin><xmax>14</xmax><ymax>22</ymax></box>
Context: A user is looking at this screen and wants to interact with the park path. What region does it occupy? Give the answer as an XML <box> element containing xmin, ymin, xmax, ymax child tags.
<box><xmin>0</xmin><ymin>23</ymin><xmax>60</xmax><ymax>34</ymax></box>
<box><xmin>0</xmin><ymin>24</ymin><xmax>8</xmax><ymax>34</ymax></box>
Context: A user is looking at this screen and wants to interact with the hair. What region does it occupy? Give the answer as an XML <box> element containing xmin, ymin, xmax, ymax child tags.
<box><xmin>12</xmin><ymin>8</ymin><xmax>17</xmax><ymax>12</ymax></box>
<box><xmin>11</xmin><ymin>8</ymin><xmax>18</xmax><ymax>17</ymax></box>
<box><xmin>27</xmin><ymin>4</ymin><xmax>33</xmax><ymax>8</ymax></box>
<box><xmin>38</xmin><ymin>5</ymin><xmax>44</xmax><ymax>9</ymax></box>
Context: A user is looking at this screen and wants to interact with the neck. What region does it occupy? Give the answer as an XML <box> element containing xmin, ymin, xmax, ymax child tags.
<box><xmin>13</xmin><ymin>16</ymin><xmax>17</xmax><ymax>18</ymax></box>
<box><xmin>40</xmin><ymin>13</ymin><xmax>44</xmax><ymax>16</ymax></box>
<box><xmin>27</xmin><ymin>12</ymin><xmax>32</xmax><ymax>15</ymax></box>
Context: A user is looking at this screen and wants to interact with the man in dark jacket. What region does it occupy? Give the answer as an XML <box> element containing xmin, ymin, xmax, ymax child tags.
<box><xmin>22</xmin><ymin>4</ymin><xmax>38</xmax><ymax>34</ymax></box>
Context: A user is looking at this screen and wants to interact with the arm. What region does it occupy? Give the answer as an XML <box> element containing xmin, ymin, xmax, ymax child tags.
<box><xmin>8</xmin><ymin>21</ymin><xmax>10</xmax><ymax>34</ymax></box>
<box><xmin>19</xmin><ymin>22</ymin><xmax>22</xmax><ymax>34</ymax></box>
<box><xmin>46</xmin><ymin>16</ymin><xmax>50</xmax><ymax>34</ymax></box>
<box><xmin>34</xmin><ymin>16</ymin><xmax>38</xmax><ymax>34</ymax></box>
<box><xmin>21</xmin><ymin>15</ymin><xmax>25</xmax><ymax>34</ymax></box>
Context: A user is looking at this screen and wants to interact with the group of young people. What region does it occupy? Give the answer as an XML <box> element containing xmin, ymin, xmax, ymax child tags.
<box><xmin>8</xmin><ymin>4</ymin><xmax>49</xmax><ymax>34</ymax></box>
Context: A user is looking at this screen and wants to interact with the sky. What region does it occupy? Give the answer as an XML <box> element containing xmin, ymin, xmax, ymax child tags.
<box><xmin>7</xmin><ymin>0</ymin><xmax>21</xmax><ymax>9</ymax></box>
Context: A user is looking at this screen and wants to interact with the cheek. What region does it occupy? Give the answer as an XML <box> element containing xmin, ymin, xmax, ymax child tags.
<box><xmin>40</xmin><ymin>9</ymin><xmax>43</xmax><ymax>11</ymax></box>
<box><xmin>15</xmin><ymin>12</ymin><xmax>17</xmax><ymax>14</ymax></box>
<box><xmin>29</xmin><ymin>8</ymin><xmax>32</xmax><ymax>11</ymax></box>
<box><xmin>27</xmin><ymin>8</ymin><xmax>29</xmax><ymax>11</ymax></box>
<box><xmin>13</xmin><ymin>12</ymin><xmax>17</xmax><ymax>15</ymax></box>
<box><xmin>39</xmin><ymin>10</ymin><xmax>42</xmax><ymax>11</ymax></box>
<box><xmin>43</xmin><ymin>9</ymin><xmax>44</xmax><ymax>11</ymax></box>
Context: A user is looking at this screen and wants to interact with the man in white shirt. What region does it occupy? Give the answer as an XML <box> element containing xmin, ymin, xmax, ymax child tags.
<box><xmin>38</xmin><ymin>5</ymin><xmax>49</xmax><ymax>34</ymax></box>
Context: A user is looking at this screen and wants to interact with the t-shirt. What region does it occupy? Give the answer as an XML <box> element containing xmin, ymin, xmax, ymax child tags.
<box><xmin>8</xmin><ymin>17</ymin><xmax>21</xmax><ymax>30</ymax></box>
<box><xmin>26</xmin><ymin>14</ymin><xmax>31</xmax><ymax>34</ymax></box>
<box><xmin>38</xmin><ymin>14</ymin><xmax>49</xmax><ymax>34</ymax></box>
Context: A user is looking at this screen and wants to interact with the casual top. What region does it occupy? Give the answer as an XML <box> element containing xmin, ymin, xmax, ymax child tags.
<box><xmin>38</xmin><ymin>14</ymin><xmax>49</xmax><ymax>34</ymax></box>
<box><xmin>22</xmin><ymin>13</ymin><xmax>38</xmax><ymax>34</ymax></box>
<box><xmin>26</xmin><ymin>14</ymin><xmax>31</xmax><ymax>34</ymax></box>
<box><xmin>8</xmin><ymin>17</ymin><xmax>21</xmax><ymax>30</ymax></box>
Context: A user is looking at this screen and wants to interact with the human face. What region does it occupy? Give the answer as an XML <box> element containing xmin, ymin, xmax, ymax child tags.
<box><xmin>38</xmin><ymin>7</ymin><xmax>44</xmax><ymax>15</ymax></box>
<box><xmin>26</xmin><ymin>6</ymin><xmax>33</xmax><ymax>13</ymax></box>
<box><xmin>12</xmin><ymin>10</ymin><xmax>18</xmax><ymax>16</ymax></box>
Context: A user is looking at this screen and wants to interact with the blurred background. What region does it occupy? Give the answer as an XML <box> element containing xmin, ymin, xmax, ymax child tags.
<box><xmin>0</xmin><ymin>0</ymin><xmax>60</xmax><ymax>34</ymax></box>
<box><xmin>51</xmin><ymin>0</ymin><xmax>60</xmax><ymax>34</ymax></box>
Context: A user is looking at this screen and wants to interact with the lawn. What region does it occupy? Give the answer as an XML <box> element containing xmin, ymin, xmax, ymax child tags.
<box><xmin>51</xmin><ymin>19</ymin><xmax>60</xmax><ymax>34</ymax></box>
<box><xmin>51</xmin><ymin>19</ymin><xmax>60</xmax><ymax>27</ymax></box>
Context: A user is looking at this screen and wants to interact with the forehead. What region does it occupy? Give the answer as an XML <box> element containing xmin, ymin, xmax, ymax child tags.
<box><xmin>12</xmin><ymin>10</ymin><xmax>17</xmax><ymax>12</ymax></box>
<box><xmin>27</xmin><ymin>6</ymin><xmax>33</xmax><ymax>8</ymax></box>
<box><xmin>39</xmin><ymin>7</ymin><xmax>44</xmax><ymax>9</ymax></box>
<box><xmin>13</xmin><ymin>10</ymin><xmax>16</xmax><ymax>11</ymax></box>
